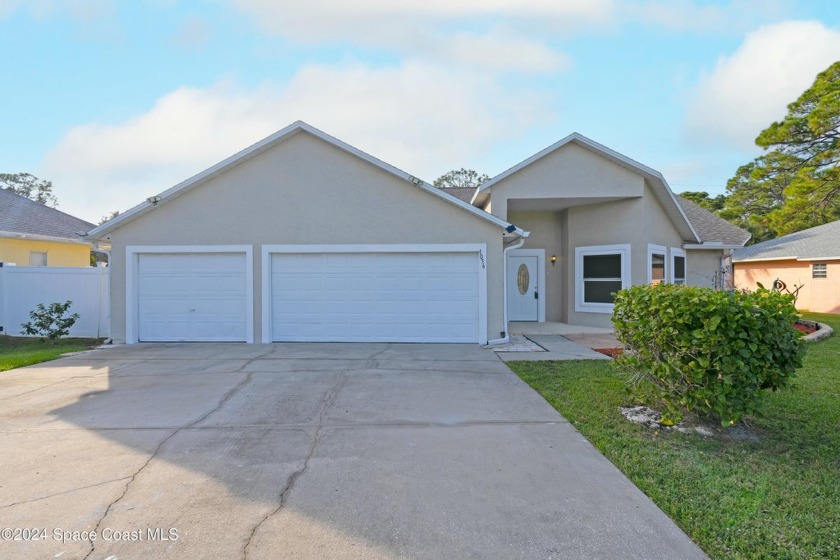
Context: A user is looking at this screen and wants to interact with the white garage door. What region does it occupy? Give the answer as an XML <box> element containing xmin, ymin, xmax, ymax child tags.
<box><xmin>270</xmin><ymin>252</ymin><xmax>479</xmax><ymax>342</ymax></box>
<box><xmin>137</xmin><ymin>253</ymin><xmax>248</xmax><ymax>342</ymax></box>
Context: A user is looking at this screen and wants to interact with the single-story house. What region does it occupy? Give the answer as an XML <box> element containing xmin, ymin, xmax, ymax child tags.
<box><xmin>86</xmin><ymin>121</ymin><xmax>750</xmax><ymax>344</ymax></box>
<box><xmin>0</xmin><ymin>188</ymin><xmax>94</xmax><ymax>267</ymax></box>
<box><xmin>732</xmin><ymin>220</ymin><xmax>839</xmax><ymax>314</ymax></box>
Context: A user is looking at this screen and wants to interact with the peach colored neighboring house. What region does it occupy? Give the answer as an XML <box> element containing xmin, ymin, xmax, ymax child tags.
<box><xmin>732</xmin><ymin>220</ymin><xmax>840</xmax><ymax>314</ymax></box>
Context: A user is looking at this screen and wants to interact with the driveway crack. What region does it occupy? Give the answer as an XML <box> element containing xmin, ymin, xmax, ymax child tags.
<box><xmin>242</xmin><ymin>369</ymin><xmax>347</xmax><ymax>559</ymax></box>
<box><xmin>0</xmin><ymin>476</ymin><xmax>133</xmax><ymax>509</ymax></box>
<box><xmin>82</xmin><ymin>363</ymin><xmax>258</xmax><ymax>560</ymax></box>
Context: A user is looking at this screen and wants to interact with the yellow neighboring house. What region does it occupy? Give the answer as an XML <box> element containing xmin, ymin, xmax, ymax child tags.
<box><xmin>0</xmin><ymin>188</ymin><xmax>95</xmax><ymax>267</ymax></box>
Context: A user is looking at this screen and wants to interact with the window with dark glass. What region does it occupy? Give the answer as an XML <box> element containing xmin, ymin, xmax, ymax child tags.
<box><xmin>673</xmin><ymin>255</ymin><xmax>686</xmax><ymax>284</ymax></box>
<box><xmin>812</xmin><ymin>263</ymin><xmax>827</xmax><ymax>279</ymax></box>
<box><xmin>582</xmin><ymin>254</ymin><xmax>622</xmax><ymax>304</ymax></box>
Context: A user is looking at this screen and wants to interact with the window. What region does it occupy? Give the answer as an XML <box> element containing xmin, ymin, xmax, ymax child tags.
<box><xmin>671</xmin><ymin>248</ymin><xmax>686</xmax><ymax>285</ymax></box>
<box><xmin>29</xmin><ymin>252</ymin><xmax>48</xmax><ymax>266</ymax></box>
<box><xmin>575</xmin><ymin>244</ymin><xmax>631</xmax><ymax>313</ymax></box>
<box><xmin>812</xmin><ymin>263</ymin><xmax>827</xmax><ymax>279</ymax></box>
<box><xmin>648</xmin><ymin>244</ymin><xmax>667</xmax><ymax>285</ymax></box>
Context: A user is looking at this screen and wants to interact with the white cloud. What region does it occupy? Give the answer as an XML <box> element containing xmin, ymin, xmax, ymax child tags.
<box><xmin>631</xmin><ymin>0</ymin><xmax>791</xmax><ymax>33</ymax></box>
<box><xmin>232</xmin><ymin>0</ymin><xmax>615</xmax><ymax>42</ymax></box>
<box><xmin>0</xmin><ymin>0</ymin><xmax>113</xmax><ymax>21</ymax></box>
<box><xmin>435</xmin><ymin>32</ymin><xmax>570</xmax><ymax>73</ymax></box>
<box><xmin>229</xmin><ymin>0</ymin><xmax>610</xmax><ymax>74</ymax></box>
<box><xmin>41</xmin><ymin>62</ymin><xmax>551</xmax><ymax>221</ymax></box>
<box><xmin>172</xmin><ymin>16</ymin><xmax>211</xmax><ymax>49</ymax></box>
<box><xmin>685</xmin><ymin>20</ymin><xmax>840</xmax><ymax>149</ymax></box>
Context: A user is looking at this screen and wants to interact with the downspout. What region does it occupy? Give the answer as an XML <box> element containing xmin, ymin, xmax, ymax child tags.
<box><xmin>487</xmin><ymin>231</ymin><xmax>529</xmax><ymax>346</ymax></box>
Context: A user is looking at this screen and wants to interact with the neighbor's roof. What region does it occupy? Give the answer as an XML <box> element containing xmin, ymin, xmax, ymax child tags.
<box><xmin>732</xmin><ymin>219</ymin><xmax>840</xmax><ymax>262</ymax></box>
<box><xmin>438</xmin><ymin>187</ymin><xmax>479</xmax><ymax>204</ymax></box>
<box><xmin>0</xmin><ymin>188</ymin><xmax>94</xmax><ymax>243</ymax></box>
<box><xmin>675</xmin><ymin>196</ymin><xmax>751</xmax><ymax>247</ymax></box>
<box><xmin>471</xmin><ymin>132</ymin><xmax>702</xmax><ymax>243</ymax></box>
<box><xmin>87</xmin><ymin>121</ymin><xmax>524</xmax><ymax>239</ymax></box>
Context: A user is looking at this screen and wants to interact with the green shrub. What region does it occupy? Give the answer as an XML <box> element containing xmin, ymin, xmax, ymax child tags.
<box><xmin>612</xmin><ymin>284</ymin><xmax>805</xmax><ymax>425</ymax></box>
<box><xmin>20</xmin><ymin>301</ymin><xmax>80</xmax><ymax>341</ymax></box>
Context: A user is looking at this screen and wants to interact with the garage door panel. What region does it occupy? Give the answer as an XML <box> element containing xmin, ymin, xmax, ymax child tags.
<box><xmin>271</xmin><ymin>252</ymin><xmax>479</xmax><ymax>343</ymax></box>
<box><xmin>137</xmin><ymin>253</ymin><xmax>247</xmax><ymax>342</ymax></box>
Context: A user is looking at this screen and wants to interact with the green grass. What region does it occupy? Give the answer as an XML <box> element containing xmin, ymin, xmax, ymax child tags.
<box><xmin>0</xmin><ymin>336</ymin><xmax>103</xmax><ymax>372</ymax></box>
<box><xmin>508</xmin><ymin>313</ymin><xmax>840</xmax><ymax>560</ymax></box>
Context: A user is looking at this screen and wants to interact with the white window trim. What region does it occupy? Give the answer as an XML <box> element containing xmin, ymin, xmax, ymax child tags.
<box><xmin>575</xmin><ymin>244</ymin><xmax>631</xmax><ymax>314</ymax></box>
<box><xmin>670</xmin><ymin>247</ymin><xmax>687</xmax><ymax>284</ymax></box>
<box><xmin>506</xmin><ymin>248</ymin><xmax>546</xmax><ymax>323</ymax></box>
<box><xmin>812</xmin><ymin>263</ymin><xmax>827</xmax><ymax>279</ymax></box>
<box><xmin>125</xmin><ymin>245</ymin><xmax>254</xmax><ymax>345</ymax></box>
<box><xmin>647</xmin><ymin>244</ymin><xmax>668</xmax><ymax>285</ymax></box>
<box><xmin>261</xmin><ymin>244</ymin><xmax>488</xmax><ymax>345</ymax></box>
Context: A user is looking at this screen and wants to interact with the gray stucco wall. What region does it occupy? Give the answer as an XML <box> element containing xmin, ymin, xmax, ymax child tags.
<box><xmin>508</xmin><ymin>184</ymin><xmax>689</xmax><ymax>329</ymax></box>
<box><xmin>105</xmin><ymin>131</ymin><xmax>505</xmax><ymax>343</ymax></box>
<box><xmin>686</xmin><ymin>250</ymin><xmax>723</xmax><ymax>288</ymax></box>
<box><xmin>487</xmin><ymin>143</ymin><xmax>645</xmax><ymax>220</ymax></box>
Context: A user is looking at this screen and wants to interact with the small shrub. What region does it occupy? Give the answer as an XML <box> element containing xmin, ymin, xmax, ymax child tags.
<box><xmin>20</xmin><ymin>301</ymin><xmax>80</xmax><ymax>341</ymax></box>
<box><xmin>612</xmin><ymin>284</ymin><xmax>805</xmax><ymax>425</ymax></box>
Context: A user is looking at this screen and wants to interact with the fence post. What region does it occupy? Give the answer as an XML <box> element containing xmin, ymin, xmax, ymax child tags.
<box><xmin>0</xmin><ymin>263</ymin><xmax>5</xmax><ymax>335</ymax></box>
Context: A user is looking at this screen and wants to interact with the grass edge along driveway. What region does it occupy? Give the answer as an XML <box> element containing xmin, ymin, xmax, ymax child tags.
<box><xmin>508</xmin><ymin>313</ymin><xmax>839</xmax><ymax>560</ymax></box>
<box><xmin>0</xmin><ymin>337</ymin><xmax>102</xmax><ymax>372</ymax></box>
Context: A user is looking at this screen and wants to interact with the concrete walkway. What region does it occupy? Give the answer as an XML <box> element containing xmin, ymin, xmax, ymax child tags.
<box><xmin>497</xmin><ymin>335</ymin><xmax>611</xmax><ymax>362</ymax></box>
<box><xmin>0</xmin><ymin>343</ymin><xmax>704</xmax><ymax>559</ymax></box>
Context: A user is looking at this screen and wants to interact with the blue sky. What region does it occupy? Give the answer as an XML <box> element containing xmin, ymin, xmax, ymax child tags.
<box><xmin>2</xmin><ymin>0</ymin><xmax>840</xmax><ymax>222</ymax></box>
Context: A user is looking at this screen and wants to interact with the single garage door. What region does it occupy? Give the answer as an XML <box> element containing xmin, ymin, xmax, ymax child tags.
<box><xmin>137</xmin><ymin>253</ymin><xmax>248</xmax><ymax>342</ymax></box>
<box><xmin>270</xmin><ymin>252</ymin><xmax>479</xmax><ymax>342</ymax></box>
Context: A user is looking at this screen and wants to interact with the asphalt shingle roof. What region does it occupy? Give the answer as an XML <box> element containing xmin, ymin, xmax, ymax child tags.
<box><xmin>0</xmin><ymin>188</ymin><xmax>95</xmax><ymax>241</ymax></box>
<box><xmin>732</xmin><ymin>219</ymin><xmax>840</xmax><ymax>262</ymax></box>
<box><xmin>438</xmin><ymin>187</ymin><xmax>478</xmax><ymax>203</ymax></box>
<box><xmin>675</xmin><ymin>195</ymin><xmax>751</xmax><ymax>246</ymax></box>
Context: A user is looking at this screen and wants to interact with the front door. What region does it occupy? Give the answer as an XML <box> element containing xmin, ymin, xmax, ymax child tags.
<box><xmin>507</xmin><ymin>255</ymin><xmax>539</xmax><ymax>321</ymax></box>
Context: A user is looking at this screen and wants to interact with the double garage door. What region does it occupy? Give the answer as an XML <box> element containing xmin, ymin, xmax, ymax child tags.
<box><xmin>135</xmin><ymin>250</ymin><xmax>480</xmax><ymax>343</ymax></box>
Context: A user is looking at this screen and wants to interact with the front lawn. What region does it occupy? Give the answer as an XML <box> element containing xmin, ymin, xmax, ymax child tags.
<box><xmin>0</xmin><ymin>336</ymin><xmax>102</xmax><ymax>372</ymax></box>
<box><xmin>508</xmin><ymin>313</ymin><xmax>839</xmax><ymax>560</ymax></box>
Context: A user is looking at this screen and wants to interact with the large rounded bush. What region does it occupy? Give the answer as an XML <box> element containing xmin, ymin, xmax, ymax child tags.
<box><xmin>612</xmin><ymin>284</ymin><xmax>805</xmax><ymax>425</ymax></box>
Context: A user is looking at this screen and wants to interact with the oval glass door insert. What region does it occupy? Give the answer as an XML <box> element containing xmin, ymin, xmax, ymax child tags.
<box><xmin>517</xmin><ymin>264</ymin><xmax>530</xmax><ymax>295</ymax></box>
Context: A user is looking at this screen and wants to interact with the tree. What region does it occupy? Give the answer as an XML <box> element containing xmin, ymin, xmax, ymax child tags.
<box><xmin>725</xmin><ymin>60</ymin><xmax>840</xmax><ymax>237</ymax></box>
<box><xmin>434</xmin><ymin>168</ymin><xmax>490</xmax><ymax>189</ymax></box>
<box><xmin>0</xmin><ymin>173</ymin><xmax>58</xmax><ymax>207</ymax></box>
<box><xmin>679</xmin><ymin>191</ymin><xmax>727</xmax><ymax>212</ymax></box>
<box><xmin>99</xmin><ymin>210</ymin><xmax>120</xmax><ymax>225</ymax></box>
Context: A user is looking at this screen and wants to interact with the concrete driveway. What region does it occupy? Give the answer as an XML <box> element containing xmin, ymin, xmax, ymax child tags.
<box><xmin>0</xmin><ymin>343</ymin><xmax>705</xmax><ymax>559</ymax></box>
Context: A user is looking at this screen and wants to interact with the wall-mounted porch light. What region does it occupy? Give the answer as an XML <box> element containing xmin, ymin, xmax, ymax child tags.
<box><xmin>550</xmin><ymin>255</ymin><xmax>557</xmax><ymax>266</ymax></box>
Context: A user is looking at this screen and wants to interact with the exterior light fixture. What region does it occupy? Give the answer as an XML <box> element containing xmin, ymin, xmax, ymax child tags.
<box><xmin>147</xmin><ymin>196</ymin><xmax>161</xmax><ymax>204</ymax></box>
<box><xmin>550</xmin><ymin>255</ymin><xmax>558</xmax><ymax>266</ymax></box>
<box><xmin>408</xmin><ymin>176</ymin><xmax>422</xmax><ymax>186</ymax></box>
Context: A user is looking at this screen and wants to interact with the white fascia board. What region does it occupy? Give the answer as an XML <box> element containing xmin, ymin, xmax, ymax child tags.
<box><xmin>0</xmin><ymin>230</ymin><xmax>91</xmax><ymax>245</ymax></box>
<box><xmin>87</xmin><ymin>121</ymin><xmax>520</xmax><ymax>239</ymax></box>
<box><xmin>685</xmin><ymin>243</ymin><xmax>748</xmax><ymax>250</ymax></box>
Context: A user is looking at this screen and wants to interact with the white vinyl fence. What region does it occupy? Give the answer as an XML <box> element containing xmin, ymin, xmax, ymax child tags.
<box><xmin>0</xmin><ymin>264</ymin><xmax>110</xmax><ymax>338</ymax></box>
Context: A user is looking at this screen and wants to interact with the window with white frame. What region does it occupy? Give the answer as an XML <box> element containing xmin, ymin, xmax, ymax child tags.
<box><xmin>647</xmin><ymin>244</ymin><xmax>667</xmax><ymax>285</ymax></box>
<box><xmin>812</xmin><ymin>263</ymin><xmax>827</xmax><ymax>279</ymax></box>
<box><xmin>29</xmin><ymin>252</ymin><xmax>48</xmax><ymax>266</ymax></box>
<box><xmin>575</xmin><ymin>244</ymin><xmax>631</xmax><ymax>313</ymax></box>
<box><xmin>671</xmin><ymin>248</ymin><xmax>686</xmax><ymax>285</ymax></box>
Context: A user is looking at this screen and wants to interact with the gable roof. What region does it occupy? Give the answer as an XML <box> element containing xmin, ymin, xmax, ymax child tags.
<box><xmin>732</xmin><ymin>220</ymin><xmax>840</xmax><ymax>262</ymax></box>
<box><xmin>675</xmin><ymin>196</ymin><xmax>751</xmax><ymax>247</ymax></box>
<box><xmin>472</xmin><ymin>132</ymin><xmax>701</xmax><ymax>243</ymax></box>
<box><xmin>0</xmin><ymin>188</ymin><xmax>94</xmax><ymax>243</ymax></box>
<box><xmin>87</xmin><ymin>121</ymin><xmax>523</xmax><ymax>240</ymax></box>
